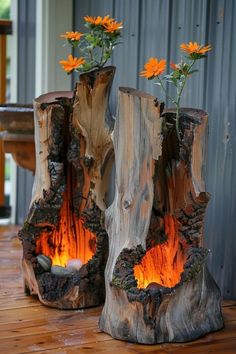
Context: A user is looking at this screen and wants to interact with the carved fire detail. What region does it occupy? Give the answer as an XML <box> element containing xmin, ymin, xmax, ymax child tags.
<box><xmin>19</xmin><ymin>67</ymin><xmax>115</xmax><ymax>309</ymax></box>
<box><xmin>133</xmin><ymin>215</ymin><xmax>187</xmax><ymax>289</ymax></box>
<box><xmin>35</xmin><ymin>177</ymin><xmax>97</xmax><ymax>268</ymax></box>
<box><xmin>99</xmin><ymin>88</ymin><xmax>224</xmax><ymax>343</ymax></box>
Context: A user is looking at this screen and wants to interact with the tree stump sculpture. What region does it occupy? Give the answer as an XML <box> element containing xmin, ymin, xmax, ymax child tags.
<box><xmin>99</xmin><ymin>87</ymin><xmax>224</xmax><ymax>343</ymax></box>
<box><xmin>19</xmin><ymin>66</ymin><xmax>115</xmax><ymax>309</ymax></box>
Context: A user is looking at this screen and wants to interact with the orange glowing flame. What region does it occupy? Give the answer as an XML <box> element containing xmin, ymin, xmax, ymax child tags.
<box><xmin>36</xmin><ymin>177</ymin><xmax>96</xmax><ymax>267</ymax></box>
<box><xmin>134</xmin><ymin>215</ymin><xmax>187</xmax><ymax>289</ymax></box>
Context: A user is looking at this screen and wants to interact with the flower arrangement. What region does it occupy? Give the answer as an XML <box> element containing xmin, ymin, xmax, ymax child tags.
<box><xmin>140</xmin><ymin>41</ymin><xmax>211</xmax><ymax>140</ymax></box>
<box><xmin>59</xmin><ymin>15</ymin><xmax>122</xmax><ymax>74</ymax></box>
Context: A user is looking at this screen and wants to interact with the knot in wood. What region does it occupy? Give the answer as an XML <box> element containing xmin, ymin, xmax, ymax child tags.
<box><xmin>123</xmin><ymin>199</ymin><xmax>132</xmax><ymax>209</ymax></box>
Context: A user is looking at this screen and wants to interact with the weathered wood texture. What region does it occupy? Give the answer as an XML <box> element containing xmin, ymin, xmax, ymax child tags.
<box><xmin>19</xmin><ymin>67</ymin><xmax>115</xmax><ymax>309</ymax></box>
<box><xmin>99</xmin><ymin>88</ymin><xmax>224</xmax><ymax>343</ymax></box>
<box><xmin>0</xmin><ymin>226</ymin><xmax>235</xmax><ymax>352</ymax></box>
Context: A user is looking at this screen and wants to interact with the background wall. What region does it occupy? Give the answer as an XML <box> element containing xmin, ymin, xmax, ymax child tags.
<box><xmin>15</xmin><ymin>0</ymin><xmax>36</xmax><ymax>224</ymax></box>
<box><xmin>74</xmin><ymin>0</ymin><xmax>236</xmax><ymax>299</ymax></box>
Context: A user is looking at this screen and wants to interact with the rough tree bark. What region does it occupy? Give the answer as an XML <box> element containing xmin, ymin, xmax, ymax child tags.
<box><xmin>99</xmin><ymin>87</ymin><xmax>224</xmax><ymax>343</ymax></box>
<box><xmin>19</xmin><ymin>66</ymin><xmax>115</xmax><ymax>309</ymax></box>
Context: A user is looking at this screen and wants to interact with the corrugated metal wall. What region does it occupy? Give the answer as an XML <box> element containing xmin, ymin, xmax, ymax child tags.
<box><xmin>16</xmin><ymin>0</ymin><xmax>35</xmax><ymax>224</ymax></box>
<box><xmin>74</xmin><ymin>0</ymin><xmax>236</xmax><ymax>299</ymax></box>
<box><xmin>204</xmin><ymin>0</ymin><xmax>236</xmax><ymax>300</ymax></box>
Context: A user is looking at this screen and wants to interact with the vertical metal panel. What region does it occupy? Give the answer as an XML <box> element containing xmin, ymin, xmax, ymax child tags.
<box><xmin>204</xmin><ymin>0</ymin><xmax>236</xmax><ymax>299</ymax></box>
<box><xmin>137</xmin><ymin>0</ymin><xmax>170</xmax><ymax>102</ymax></box>
<box><xmin>168</xmin><ymin>0</ymin><xmax>208</xmax><ymax>107</ymax></box>
<box><xmin>16</xmin><ymin>0</ymin><xmax>36</xmax><ymax>224</ymax></box>
<box><xmin>89</xmin><ymin>0</ymin><xmax>113</xmax><ymax>15</ymax></box>
<box><xmin>17</xmin><ymin>0</ymin><xmax>36</xmax><ymax>103</ymax></box>
<box><xmin>16</xmin><ymin>167</ymin><xmax>34</xmax><ymax>225</ymax></box>
<box><xmin>110</xmin><ymin>0</ymin><xmax>141</xmax><ymax>113</ymax></box>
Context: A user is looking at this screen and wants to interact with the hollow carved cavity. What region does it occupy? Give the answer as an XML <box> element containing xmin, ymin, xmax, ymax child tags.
<box><xmin>36</xmin><ymin>179</ymin><xmax>97</xmax><ymax>268</ymax></box>
<box><xmin>134</xmin><ymin>215</ymin><xmax>187</xmax><ymax>289</ymax></box>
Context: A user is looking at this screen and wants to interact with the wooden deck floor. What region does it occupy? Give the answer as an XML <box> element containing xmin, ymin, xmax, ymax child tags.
<box><xmin>0</xmin><ymin>225</ymin><xmax>235</xmax><ymax>354</ymax></box>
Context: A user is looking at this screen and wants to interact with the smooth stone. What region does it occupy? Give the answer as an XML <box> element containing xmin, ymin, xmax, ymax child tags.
<box><xmin>67</xmin><ymin>259</ymin><xmax>83</xmax><ymax>271</ymax></box>
<box><xmin>146</xmin><ymin>282</ymin><xmax>165</xmax><ymax>291</ymax></box>
<box><xmin>36</xmin><ymin>254</ymin><xmax>52</xmax><ymax>271</ymax></box>
<box><xmin>51</xmin><ymin>265</ymin><xmax>74</xmax><ymax>277</ymax></box>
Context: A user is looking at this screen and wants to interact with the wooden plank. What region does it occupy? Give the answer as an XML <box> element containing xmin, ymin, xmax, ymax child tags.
<box><xmin>222</xmin><ymin>300</ymin><xmax>236</xmax><ymax>307</ymax></box>
<box><xmin>0</xmin><ymin>309</ymin><xmax>101</xmax><ymax>339</ymax></box>
<box><xmin>24</xmin><ymin>336</ymin><xmax>236</xmax><ymax>354</ymax></box>
<box><xmin>0</xmin><ymin>328</ymin><xmax>111</xmax><ymax>354</ymax></box>
<box><xmin>0</xmin><ymin>309</ymin><xmax>98</xmax><ymax>333</ymax></box>
<box><xmin>1</xmin><ymin>315</ymin><xmax>235</xmax><ymax>345</ymax></box>
<box><xmin>0</xmin><ymin>296</ymin><xmax>41</xmax><ymax>310</ymax></box>
<box><xmin>0</xmin><ymin>306</ymin><xmax>101</xmax><ymax>325</ymax></box>
<box><xmin>0</xmin><ymin>305</ymin><xmax>235</xmax><ymax>352</ymax></box>
<box><xmin>0</xmin><ymin>226</ymin><xmax>236</xmax><ymax>353</ymax></box>
<box><xmin>222</xmin><ymin>305</ymin><xmax>236</xmax><ymax>321</ymax></box>
<box><xmin>0</xmin><ymin>318</ymin><xmax>100</xmax><ymax>340</ymax></box>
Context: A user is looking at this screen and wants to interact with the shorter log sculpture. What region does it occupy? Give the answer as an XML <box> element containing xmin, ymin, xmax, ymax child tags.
<box><xmin>99</xmin><ymin>87</ymin><xmax>224</xmax><ymax>343</ymax></box>
<box><xmin>19</xmin><ymin>66</ymin><xmax>115</xmax><ymax>309</ymax></box>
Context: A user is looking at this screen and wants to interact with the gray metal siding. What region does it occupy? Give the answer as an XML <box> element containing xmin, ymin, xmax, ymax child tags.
<box><xmin>16</xmin><ymin>0</ymin><xmax>36</xmax><ymax>224</ymax></box>
<box><xmin>204</xmin><ymin>0</ymin><xmax>236</xmax><ymax>299</ymax></box>
<box><xmin>74</xmin><ymin>0</ymin><xmax>236</xmax><ymax>299</ymax></box>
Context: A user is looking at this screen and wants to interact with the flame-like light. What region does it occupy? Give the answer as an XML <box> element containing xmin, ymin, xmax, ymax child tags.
<box><xmin>36</xmin><ymin>175</ymin><xmax>96</xmax><ymax>267</ymax></box>
<box><xmin>134</xmin><ymin>215</ymin><xmax>186</xmax><ymax>288</ymax></box>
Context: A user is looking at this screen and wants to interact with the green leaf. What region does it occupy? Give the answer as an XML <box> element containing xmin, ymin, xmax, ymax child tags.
<box><xmin>81</xmin><ymin>62</ymin><xmax>93</xmax><ymax>71</ymax></box>
<box><xmin>189</xmin><ymin>53</ymin><xmax>207</xmax><ymax>60</ymax></box>
<box><xmin>183</xmin><ymin>63</ymin><xmax>189</xmax><ymax>71</ymax></box>
<box><xmin>103</xmin><ymin>51</ymin><xmax>111</xmax><ymax>60</ymax></box>
<box><xmin>171</xmin><ymin>78</ymin><xmax>178</xmax><ymax>86</ymax></box>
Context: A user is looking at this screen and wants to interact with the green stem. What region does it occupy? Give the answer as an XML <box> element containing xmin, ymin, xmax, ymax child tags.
<box><xmin>99</xmin><ymin>32</ymin><xmax>105</xmax><ymax>68</ymax></box>
<box><xmin>157</xmin><ymin>77</ymin><xmax>176</xmax><ymax>105</ymax></box>
<box><xmin>174</xmin><ymin>59</ymin><xmax>196</xmax><ymax>140</ymax></box>
<box><xmin>178</xmin><ymin>60</ymin><xmax>195</xmax><ymax>100</ymax></box>
<box><xmin>88</xmin><ymin>48</ymin><xmax>93</xmax><ymax>63</ymax></box>
<box><xmin>157</xmin><ymin>77</ymin><xmax>181</xmax><ymax>140</ymax></box>
<box><xmin>175</xmin><ymin>103</ymin><xmax>181</xmax><ymax>141</ymax></box>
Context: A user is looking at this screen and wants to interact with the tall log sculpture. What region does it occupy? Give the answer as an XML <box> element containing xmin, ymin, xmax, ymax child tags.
<box><xmin>99</xmin><ymin>87</ymin><xmax>223</xmax><ymax>343</ymax></box>
<box><xmin>19</xmin><ymin>66</ymin><xmax>115</xmax><ymax>309</ymax></box>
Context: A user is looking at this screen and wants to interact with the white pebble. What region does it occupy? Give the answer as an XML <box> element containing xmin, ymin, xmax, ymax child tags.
<box><xmin>67</xmin><ymin>259</ymin><xmax>83</xmax><ymax>271</ymax></box>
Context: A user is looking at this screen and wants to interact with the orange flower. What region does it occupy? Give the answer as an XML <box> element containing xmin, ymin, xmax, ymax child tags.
<box><xmin>101</xmin><ymin>15</ymin><xmax>112</xmax><ymax>26</ymax></box>
<box><xmin>84</xmin><ymin>16</ymin><xmax>96</xmax><ymax>24</ymax></box>
<box><xmin>59</xmin><ymin>55</ymin><xmax>85</xmax><ymax>73</ymax></box>
<box><xmin>180</xmin><ymin>41</ymin><xmax>211</xmax><ymax>55</ymax></box>
<box><xmin>103</xmin><ymin>20</ymin><xmax>123</xmax><ymax>33</ymax></box>
<box><xmin>60</xmin><ymin>31</ymin><xmax>83</xmax><ymax>41</ymax></box>
<box><xmin>84</xmin><ymin>15</ymin><xmax>112</xmax><ymax>26</ymax></box>
<box><xmin>93</xmin><ymin>16</ymin><xmax>103</xmax><ymax>25</ymax></box>
<box><xmin>140</xmin><ymin>57</ymin><xmax>166</xmax><ymax>79</ymax></box>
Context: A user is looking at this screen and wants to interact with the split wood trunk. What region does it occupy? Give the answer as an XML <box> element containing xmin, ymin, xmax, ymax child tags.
<box><xmin>19</xmin><ymin>66</ymin><xmax>115</xmax><ymax>309</ymax></box>
<box><xmin>99</xmin><ymin>87</ymin><xmax>224</xmax><ymax>343</ymax></box>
